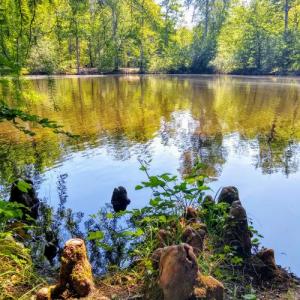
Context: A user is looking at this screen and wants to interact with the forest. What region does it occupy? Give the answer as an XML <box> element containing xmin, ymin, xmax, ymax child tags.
<box><xmin>0</xmin><ymin>0</ymin><xmax>299</xmax><ymax>76</ymax></box>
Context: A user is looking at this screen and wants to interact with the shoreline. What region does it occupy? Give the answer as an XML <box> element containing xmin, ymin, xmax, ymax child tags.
<box><xmin>2</xmin><ymin>73</ymin><xmax>300</xmax><ymax>82</ymax></box>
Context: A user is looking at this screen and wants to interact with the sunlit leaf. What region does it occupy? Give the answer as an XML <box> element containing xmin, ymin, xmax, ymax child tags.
<box><xmin>88</xmin><ymin>231</ymin><xmax>104</xmax><ymax>240</ymax></box>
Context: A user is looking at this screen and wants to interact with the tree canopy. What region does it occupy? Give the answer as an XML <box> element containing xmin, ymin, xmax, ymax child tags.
<box><xmin>0</xmin><ymin>0</ymin><xmax>299</xmax><ymax>75</ymax></box>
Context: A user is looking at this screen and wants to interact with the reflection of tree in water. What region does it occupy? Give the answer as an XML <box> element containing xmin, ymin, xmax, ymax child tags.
<box><xmin>0</xmin><ymin>138</ymin><xmax>66</xmax><ymax>198</ymax></box>
<box><xmin>2</xmin><ymin>76</ymin><xmax>300</xmax><ymax>181</ymax></box>
<box><xmin>103</xmin><ymin>132</ymin><xmax>153</xmax><ymax>162</ymax></box>
<box><xmin>180</xmin><ymin>133</ymin><xmax>227</xmax><ymax>179</ymax></box>
<box><xmin>46</xmin><ymin>77</ymin><xmax>60</xmax><ymax>112</ymax></box>
<box><xmin>32</xmin><ymin>174</ymin><xmax>130</xmax><ymax>274</ymax></box>
<box><xmin>255</xmin><ymin>136</ymin><xmax>299</xmax><ymax>176</ymax></box>
<box><xmin>33</xmin><ymin>173</ymin><xmax>84</xmax><ymax>266</ymax></box>
<box><xmin>85</xmin><ymin>206</ymin><xmax>132</xmax><ymax>275</ymax></box>
<box><xmin>252</xmin><ymin>93</ymin><xmax>300</xmax><ymax>176</ymax></box>
<box><xmin>155</xmin><ymin>109</ymin><xmax>227</xmax><ymax>179</ymax></box>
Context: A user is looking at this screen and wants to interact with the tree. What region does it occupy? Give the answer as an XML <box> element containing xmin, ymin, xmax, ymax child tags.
<box><xmin>186</xmin><ymin>0</ymin><xmax>230</xmax><ymax>72</ymax></box>
<box><xmin>0</xmin><ymin>0</ymin><xmax>37</xmax><ymax>74</ymax></box>
<box><xmin>0</xmin><ymin>0</ymin><xmax>298</xmax><ymax>74</ymax></box>
<box><xmin>214</xmin><ymin>0</ymin><xmax>286</xmax><ymax>74</ymax></box>
<box><xmin>160</xmin><ymin>0</ymin><xmax>182</xmax><ymax>47</ymax></box>
<box><xmin>68</xmin><ymin>0</ymin><xmax>89</xmax><ymax>74</ymax></box>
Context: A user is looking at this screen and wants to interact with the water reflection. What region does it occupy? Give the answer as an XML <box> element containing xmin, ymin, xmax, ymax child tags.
<box><xmin>0</xmin><ymin>75</ymin><xmax>300</xmax><ymax>274</ymax></box>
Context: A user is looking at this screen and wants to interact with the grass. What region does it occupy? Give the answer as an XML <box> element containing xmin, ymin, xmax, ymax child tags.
<box><xmin>0</xmin><ymin>233</ymin><xmax>44</xmax><ymax>300</ymax></box>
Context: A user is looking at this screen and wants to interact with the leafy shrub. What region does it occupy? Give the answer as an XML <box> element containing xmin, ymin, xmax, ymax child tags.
<box><xmin>0</xmin><ymin>200</ymin><xmax>24</xmax><ymax>227</ymax></box>
<box><xmin>27</xmin><ymin>39</ymin><xmax>59</xmax><ymax>75</ymax></box>
<box><xmin>88</xmin><ymin>159</ymin><xmax>210</xmax><ymax>273</ymax></box>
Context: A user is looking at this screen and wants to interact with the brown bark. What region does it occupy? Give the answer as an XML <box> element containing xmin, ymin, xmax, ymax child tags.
<box><xmin>153</xmin><ymin>243</ymin><xmax>224</xmax><ymax>300</ymax></box>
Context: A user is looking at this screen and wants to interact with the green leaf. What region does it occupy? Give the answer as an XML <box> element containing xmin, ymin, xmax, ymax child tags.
<box><xmin>106</xmin><ymin>212</ymin><xmax>114</xmax><ymax>219</ymax></box>
<box><xmin>251</xmin><ymin>238</ymin><xmax>260</xmax><ymax>245</ymax></box>
<box><xmin>242</xmin><ymin>294</ymin><xmax>256</xmax><ymax>300</ymax></box>
<box><xmin>122</xmin><ymin>228</ymin><xmax>144</xmax><ymax>237</ymax></box>
<box><xmin>122</xmin><ymin>230</ymin><xmax>136</xmax><ymax>237</ymax></box>
<box><xmin>158</xmin><ymin>215</ymin><xmax>167</xmax><ymax>223</ymax></box>
<box><xmin>135</xmin><ymin>228</ymin><xmax>144</xmax><ymax>237</ymax></box>
<box><xmin>150</xmin><ymin>198</ymin><xmax>160</xmax><ymax>207</ymax></box>
<box><xmin>97</xmin><ymin>242</ymin><xmax>113</xmax><ymax>251</ymax></box>
<box><xmin>135</xmin><ymin>185</ymin><xmax>144</xmax><ymax>190</ymax></box>
<box><xmin>16</xmin><ymin>180</ymin><xmax>32</xmax><ymax>193</ymax></box>
<box><xmin>88</xmin><ymin>231</ymin><xmax>104</xmax><ymax>241</ymax></box>
<box><xmin>139</xmin><ymin>165</ymin><xmax>147</xmax><ymax>171</ymax></box>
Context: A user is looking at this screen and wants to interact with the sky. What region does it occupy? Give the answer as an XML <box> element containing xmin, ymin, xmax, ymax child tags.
<box><xmin>181</xmin><ymin>5</ymin><xmax>195</xmax><ymax>28</ymax></box>
<box><xmin>156</xmin><ymin>0</ymin><xmax>196</xmax><ymax>28</ymax></box>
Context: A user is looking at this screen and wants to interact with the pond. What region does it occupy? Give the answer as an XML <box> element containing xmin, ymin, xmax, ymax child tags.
<box><xmin>0</xmin><ymin>75</ymin><xmax>300</xmax><ymax>275</ymax></box>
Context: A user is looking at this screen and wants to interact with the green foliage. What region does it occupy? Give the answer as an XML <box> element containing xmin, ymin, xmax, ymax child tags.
<box><xmin>136</xmin><ymin>159</ymin><xmax>209</xmax><ymax>209</ymax></box>
<box><xmin>0</xmin><ymin>233</ymin><xmax>44</xmax><ymax>299</ymax></box>
<box><xmin>201</xmin><ymin>199</ymin><xmax>229</xmax><ymax>237</ymax></box>
<box><xmin>0</xmin><ymin>100</ymin><xmax>78</xmax><ymax>138</ymax></box>
<box><xmin>27</xmin><ymin>38</ymin><xmax>60</xmax><ymax>74</ymax></box>
<box><xmin>0</xmin><ymin>200</ymin><xmax>24</xmax><ymax>228</ymax></box>
<box><xmin>242</xmin><ymin>293</ymin><xmax>257</xmax><ymax>300</ymax></box>
<box><xmin>0</xmin><ymin>199</ymin><xmax>40</xmax><ymax>299</ymax></box>
<box><xmin>0</xmin><ymin>0</ymin><xmax>35</xmax><ymax>73</ymax></box>
<box><xmin>87</xmin><ymin>159</ymin><xmax>210</xmax><ymax>274</ymax></box>
<box><xmin>214</xmin><ymin>0</ymin><xmax>300</xmax><ymax>74</ymax></box>
<box><xmin>0</xmin><ymin>0</ymin><xmax>298</xmax><ymax>74</ymax></box>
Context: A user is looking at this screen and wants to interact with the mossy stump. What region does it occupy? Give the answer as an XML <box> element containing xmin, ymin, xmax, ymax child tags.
<box><xmin>36</xmin><ymin>238</ymin><xmax>94</xmax><ymax>299</ymax></box>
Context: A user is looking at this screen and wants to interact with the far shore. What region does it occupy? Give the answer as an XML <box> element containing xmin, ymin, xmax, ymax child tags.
<box><xmin>3</xmin><ymin>73</ymin><xmax>300</xmax><ymax>82</ymax></box>
<box><xmin>1</xmin><ymin>67</ymin><xmax>300</xmax><ymax>79</ymax></box>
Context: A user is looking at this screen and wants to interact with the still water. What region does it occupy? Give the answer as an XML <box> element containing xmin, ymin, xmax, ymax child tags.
<box><xmin>0</xmin><ymin>75</ymin><xmax>300</xmax><ymax>274</ymax></box>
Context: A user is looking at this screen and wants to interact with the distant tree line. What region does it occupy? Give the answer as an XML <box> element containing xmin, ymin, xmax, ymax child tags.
<box><xmin>0</xmin><ymin>0</ymin><xmax>299</xmax><ymax>75</ymax></box>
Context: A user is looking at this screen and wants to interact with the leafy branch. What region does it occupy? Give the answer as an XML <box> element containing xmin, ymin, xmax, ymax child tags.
<box><xmin>0</xmin><ymin>101</ymin><xmax>79</xmax><ymax>138</ymax></box>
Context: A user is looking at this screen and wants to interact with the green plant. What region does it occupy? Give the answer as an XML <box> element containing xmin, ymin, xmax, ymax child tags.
<box><xmin>0</xmin><ymin>185</ymin><xmax>44</xmax><ymax>299</ymax></box>
<box><xmin>0</xmin><ymin>233</ymin><xmax>44</xmax><ymax>299</ymax></box>
<box><xmin>88</xmin><ymin>159</ymin><xmax>210</xmax><ymax>273</ymax></box>
<box><xmin>136</xmin><ymin>159</ymin><xmax>210</xmax><ymax>210</ymax></box>
<box><xmin>86</xmin><ymin>160</ymin><xmax>266</xmax><ymax>299</ymax></box>
<box><xmin>0</xmin><ymin>101</ymin><xmax>78</xmax><ymax>138</ymax></box>
<box><xmin>201</xmin><ymin>199</ymin><xmax>230</xmax><ymax>237</ymax></box>
<box><xmin>0</xmin><ymin>200</ymin><xmax>24</xmax><ymax>225</ymax></box>
<box><xmin>0</xmin><ymin>200</ymin><xmax>33</xmax><ymax>236</ymax></box>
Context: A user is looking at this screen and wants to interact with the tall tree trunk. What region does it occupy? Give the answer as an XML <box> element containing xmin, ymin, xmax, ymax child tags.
<box><xmin>164</xmin><ymin>4</ymin><xmax>169</xmax><ymax>47</ymax></box>
<box><xmin>284</xmin><ymin>0</ymin><xmax>289</xmax><ymax>35</ymax></box>
<box><xmin>88</xmin><ymin>6</ymin><xmax>95</xmax><ymax>68</ymax></box>
<box><xmin>112</xmin><ymin>4</ymin><xmax>119</xmax><ymax>71</ymax></box>
<box><xmin>256</xmin><ymin>32</ymin><xmax>262</xmax><ymax>71</ymax></box>
<box><xmin>75</xmin><ymin>28</ymin><xmax>80</xmax><ymax>74</ymax></box>
<box><xmin>88</xmin><ymin>39</ymin><xmax>94</xmax><ymax>68</ymax></box>
<box><xmin>139</xmin><ymin>0</ymin><xmax>145</xmax><ymax>73</ymax></box>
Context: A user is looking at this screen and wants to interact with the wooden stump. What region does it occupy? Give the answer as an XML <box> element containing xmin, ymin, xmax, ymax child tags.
<box><xmin>152</xmin><ymin>243</ymin><xmax>224</xmax><ymax>300</ymax></box>
<box><xmin>36</xmin><ymin>238</ymin><xmax>94</xmax><ymax>299</ymax></box>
